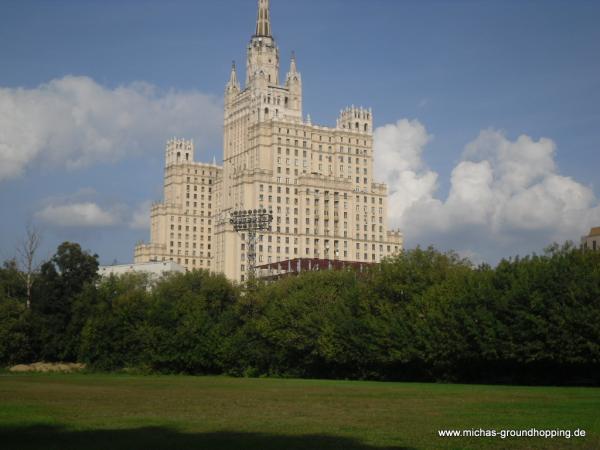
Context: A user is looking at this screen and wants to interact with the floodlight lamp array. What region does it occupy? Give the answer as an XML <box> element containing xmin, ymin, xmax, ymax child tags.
<box><xmin>229</xmin><ymin>209</ymin><xmax>273</xmax><ymax>232</ymax></box>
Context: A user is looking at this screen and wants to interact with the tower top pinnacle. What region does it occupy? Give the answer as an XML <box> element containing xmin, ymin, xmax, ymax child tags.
<box><xmin>255</xmin><ymin>0</ymin><xmax>272</xmax><ymax>37</ymax></box>
<box><xmin>226</xmin><ymin>60</ymin><xmax>240</xmax><ymax>93</ymax></box>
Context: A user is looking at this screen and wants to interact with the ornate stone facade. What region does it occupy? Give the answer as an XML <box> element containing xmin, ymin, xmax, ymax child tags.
<box><xmin>135</xmin><ymin>0</ymin><xmax>403</xmax><ymax>281</ymax></box>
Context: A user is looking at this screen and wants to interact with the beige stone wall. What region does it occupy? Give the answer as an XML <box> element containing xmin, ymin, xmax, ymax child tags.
<box><xmin>215</xmin><ymin>115</ymin><xmax>403</xmax><ymax>281</ymax></box>
<box><xmin>135</xmin><ymin>138</ymin><xmax>221</xmax><ymax>271</ymax></box>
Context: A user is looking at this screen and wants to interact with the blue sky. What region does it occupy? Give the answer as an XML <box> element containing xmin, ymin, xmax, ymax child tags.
<box><xmin>1</xmin><ymin>0</ymin><xmax>599</xmax><ymax>265</ymax></box>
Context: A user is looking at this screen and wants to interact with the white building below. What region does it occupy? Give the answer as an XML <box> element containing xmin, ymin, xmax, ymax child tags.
<box><xmin>582</xmin><ymin>227</ymin><xmax>600</xmax><ymax>251</ymax></box>
<box><xmin>98</xmin><ymin>261</ymin><xmax>186</xmax><ymax>281</ymax></box>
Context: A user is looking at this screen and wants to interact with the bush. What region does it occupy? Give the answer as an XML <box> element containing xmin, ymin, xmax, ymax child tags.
<box><xmin>1</xmin><ymin>242</ymin><xmax>599</xmax><ymax>385</ymax></box>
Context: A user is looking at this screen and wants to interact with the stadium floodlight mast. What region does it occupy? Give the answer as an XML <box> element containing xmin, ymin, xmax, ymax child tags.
<box><xmin>229</xmin><ymin>208</ymin><xmax>273</xmax><ymax>281</ymax></box>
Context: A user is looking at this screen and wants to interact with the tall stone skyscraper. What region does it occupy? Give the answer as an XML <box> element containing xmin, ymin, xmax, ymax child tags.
<box><xmin>135</xmin><ymin>0</ymin><xmax>403</xmax><ymax>281</ymax></box>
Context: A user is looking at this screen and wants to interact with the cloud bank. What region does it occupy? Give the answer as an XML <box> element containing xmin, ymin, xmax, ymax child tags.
<box><xmin>36</xmin><ymin>202</ymin><xmax>120</xmax><ymax>228</ymax></box>
<box><xmin>3</xmin><ymin>75</ymin><xmax>597</xmax><ymax>263</ymax></box>
<box><xmin>374</xmin><ymin>120</ymin><xmax>600</xmax><ymax>262</ymax></box>
<box><xmin>0</xmin><ymin>76</ymin><xmax>222</xmax><ymax>181</ymax></box>
<box><xmin>34</xmin><ymin>189</ymin><xmax>152</xmax><ymax>230</ymax></box>
<box><xmin>129</xmin><ymin>200</ymin><xmax>152</xmax><ymax>230</ymax></box>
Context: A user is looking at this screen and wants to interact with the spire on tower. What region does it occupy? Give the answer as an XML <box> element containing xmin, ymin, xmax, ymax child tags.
<box><xmin>286</xmin><ymin>51</ymin><xmax>301</xmax><ymax>87</ymax></box>
<box><xmin>227</xmin><ymin>60</ymin><xmax>240</xmax><ymax>92</ymax></box>
<box><xmin>255</xmin><ymin>0</ymin><xmax>272</xmax><ymax>37</ymax></box>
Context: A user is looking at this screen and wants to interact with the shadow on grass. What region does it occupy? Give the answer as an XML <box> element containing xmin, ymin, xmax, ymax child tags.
<box><xmin>1</xmin><ymin>424</ymin><xmax>414</xmax><ymax>450</ymax></box>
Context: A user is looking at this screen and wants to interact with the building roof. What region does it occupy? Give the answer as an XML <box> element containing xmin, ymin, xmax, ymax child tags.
<box><xmin>255</xmin><ymin>258</ymin><xmax>376</xmax><ymax>280</ymax></box>
<box><xmin>588</xmin><ymin>227</ymin><xmax>600</xmax><ymax>237</ymax></box>
<box><xmin>98</xmin><ymin>260</ymin><xmax>186</xmax><ymax>276</ymax></box>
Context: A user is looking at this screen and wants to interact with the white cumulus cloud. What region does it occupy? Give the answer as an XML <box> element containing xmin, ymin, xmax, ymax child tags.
<box><xmin>0</xmin><ymin>76</ymin><xmax>222</xmax><ymax>181</ymax></box>
<box><xmin>129</xmin><ymin>200</ymin><xmax>152</xmax><ymax>230</ymax></box>
<box><xmin>374</xmin><ymin>119</ymin><xmax>439</xmax><ymax>220</ymax></box>
<box><xmin>374</xmin><ymin>121</ymin><xmax>600</xmax><ymax>262</ymax></box>
<box><xmin>36</xmin><ymin>202</ymin><xmax>120</xmax><ymax>227</ymax></box>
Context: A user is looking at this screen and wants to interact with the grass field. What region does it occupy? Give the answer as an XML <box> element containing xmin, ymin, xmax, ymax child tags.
<box><xmin>0</xmin><ymin>373</ymin><xmax>598</xmax><ymax>450</ymax></box>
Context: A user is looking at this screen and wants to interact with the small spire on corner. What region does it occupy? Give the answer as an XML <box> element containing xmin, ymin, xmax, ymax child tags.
<box><xmin>227</xmin><ymin>60</ymin><xmax>240</xmax><ymax>91</ymax></box>
<box><xmin>290</xmin><ymin>50</ymin><xmax>297</xmax><ymax>72</ymax></box>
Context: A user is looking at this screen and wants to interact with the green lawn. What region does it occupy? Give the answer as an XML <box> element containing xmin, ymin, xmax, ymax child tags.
<box><xmin>0</xmin><ymin>373</ymin><xmax>598</xmax><ymax>450</ymax></box>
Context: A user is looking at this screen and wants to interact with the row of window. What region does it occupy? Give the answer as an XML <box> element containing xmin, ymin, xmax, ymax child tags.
<box><xmin>185</xmin><ymin>194</ymin><xmax>211</xmax><ymax>201</ymax></box>
<box><xmin>185</xmin><ymin>175</ymin><xmax>215</xmax><ymax>183</ymax></box>
<box><xmin>243</xmin><ymin>239</ymin><xmax>391</xmax><ymax>252</ymax></box>
<box><xmin>241</xmin><ymin>234</ymin><xmax>393</xmax><ymax>248</ymax></box>
<box><xmin>173</xmin><ymin>257</ymin><xmax>210</xmax><ymax>267</ymax></box>
<box><xmin>182</xmin><ymin>177</ymin><xmax>212</xmax><ymax>185</ymax></box>
<box><xmin>170</xmin><ymin>233</ymin><xmax>210</xmax><ymax>243</ymax></box>
<box><xmin>276</xmin><ymin>128</ymin><xmax>368</xmax><ymax>146</ymax></box>
<box><xmin>170</xmin><ymin>224</ymin><xmax>210</xmax><ymax>232</ymax></box>
<box><xmin>170</xmin><ymin>240</ymin><xmax>211</xmax><ymax>248</ymax></box>
<box><xmin>169</xmin><ymin>247</ymin><xmax>211</xmax><ymax>258</ymax></box>
<box><xmin>276</xmin><ymin>143</ymin><xmax>369</xmax><ymax>157</ymax></box>
<box><xmin>231</xmin><ymin>223</ymin><xmax>388</xmax><ymax>240</ymax></box>
<box><xmin>184</xmin><ymin>203</ymin><xmax>212</xmax><ymax>213</ymax></box>
<box><xmin>257</xmin><ymin>195</ymin><xmax>382</xmax><ymax>213</ymax></box>
<box><xmin>170</xmin><ymin>216</ymin><xmax>212</xmax><ymax>225</ymax></box>
<box><xmin>263</xmin><ymin>95</ymin><xmax>289</xmax><ymax>106</ymax></box>
<box><xmin>185</xmin><ymin>183</ymin><xmax>212</xmax><ymax>193</ymax></box>
<box><xmin>257</xmin><ymin>186</ymin><xmax>383</xmax><ymax>205</ymax></box>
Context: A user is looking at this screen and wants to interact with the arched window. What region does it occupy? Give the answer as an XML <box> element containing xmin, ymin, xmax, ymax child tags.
<box><xmin>364</xmin><ymin>123</ymin><xmax>368</xmax><ymax>132</ymax></box>
<box><xmin>264</xmin><ymin>107</ymin><xmax>269</xmax><ymax>115</ymax></box>
<box><xmin>355</xmin><ymin>122</ymin><xmax>359</xmax><ymax>129</ymax></box>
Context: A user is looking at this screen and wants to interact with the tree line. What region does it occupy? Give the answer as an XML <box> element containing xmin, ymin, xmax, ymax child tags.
<box><xmin>1</xmin><ymin>241</ymin><xmax>599</xmax><ymax>385</ymax></box>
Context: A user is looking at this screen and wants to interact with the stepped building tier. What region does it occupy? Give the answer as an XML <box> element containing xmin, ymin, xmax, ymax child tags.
<box><xmin>134</xmin><ymin>138</ymin><xmax>221</xmax><ymax>270</ymax></box>
<box><xmin>135</xmin><ymin>0</ymin><xmax>403</xmax><ymax>281</ymax></box>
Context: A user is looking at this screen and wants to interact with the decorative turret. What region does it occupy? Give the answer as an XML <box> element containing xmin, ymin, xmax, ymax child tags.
<box><xmin>336</xmin><ymin>106</ymin><xmax>373</xmax><ymax>133</ymax></box>
<box><xmin>226</xmin><ymin>61</ymin><xmax>240</xmax><ymax>94</ymax></box>
<box><xmin>286</xmin><ymin>51</ymin><xmax>301</xmax><ymax>85</ymax></box>
<box><xmin>285</xmin><ymin>51</ymin><xmax>302</xmax><ymax>114</ymax></box>
<box><xmin>289</xmin><ymin>51</ymin><xmax>297</xmax><ymax>74</ymax></box>
<box><xmin>165</xmin><ymin>138</ymin><xmax>194</xmax><ymax>168</ymax></box>
<box><xmin>225</xmin><ymin>61</ymin><xmax>240</xmax><ymax>108</ymax></box>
